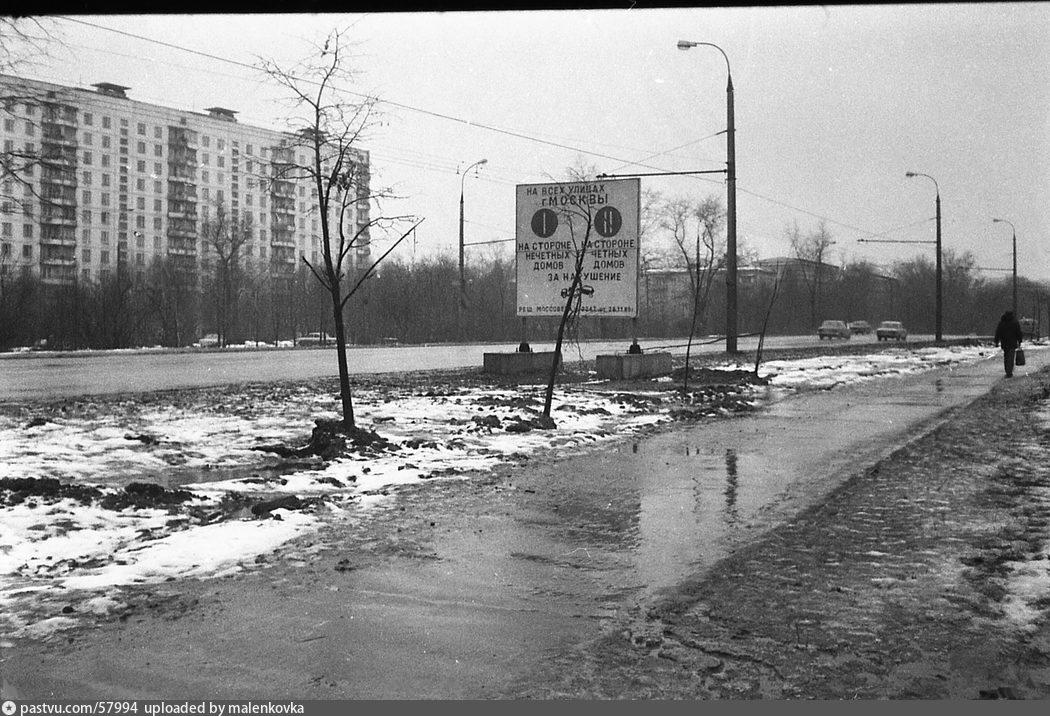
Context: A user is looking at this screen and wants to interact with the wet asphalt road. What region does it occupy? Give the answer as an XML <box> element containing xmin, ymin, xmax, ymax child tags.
<box><xmin>0</xmin><ymin>334</ymin><xmax>935</xmax><ymax>402</ymax></box>
<box><xmin>0</xmin><ymin>343</ymin><xmax>1033</xmax><ymax>699</ymax></box>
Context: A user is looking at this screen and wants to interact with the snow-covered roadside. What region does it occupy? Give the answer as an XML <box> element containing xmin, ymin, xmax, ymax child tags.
<box><xmin>0</xmin><ymin>344</ymin><xmax>1008</xmax><ymax>639</ymax></box>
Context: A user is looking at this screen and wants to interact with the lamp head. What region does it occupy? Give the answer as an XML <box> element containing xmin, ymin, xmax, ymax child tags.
<box><xmin>677</xmin><ymin>40</ymin><xmax>694</xmax><ymax>50</ymax></box>
<box><xmin>478</xmin><ymin>159</ymin><xmax>488</xmax><ymax>165</ymax></box>
<box><xmin>905</xmin><ymin>171</ymin><xmax>916</xmax><ymax>178</ymax></box>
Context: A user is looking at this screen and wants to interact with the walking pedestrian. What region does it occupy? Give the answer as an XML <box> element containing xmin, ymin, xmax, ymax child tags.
<box><xmin>993</xmin><ymin>311</ymin><xmax>1023</xmax><ymax>377</ymax></box>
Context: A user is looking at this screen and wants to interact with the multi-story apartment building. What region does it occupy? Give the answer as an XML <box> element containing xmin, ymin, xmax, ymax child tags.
<box><xmin>0</xmin><ymin>74</ymin><xmax>371</xmax><ymax>286</ymax></box>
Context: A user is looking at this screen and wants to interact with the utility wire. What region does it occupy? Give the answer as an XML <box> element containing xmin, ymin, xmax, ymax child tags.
<box><xmin>54</xmin><ymin>15</ymin><xmax>923</xmax><ymax>250</ymax></box>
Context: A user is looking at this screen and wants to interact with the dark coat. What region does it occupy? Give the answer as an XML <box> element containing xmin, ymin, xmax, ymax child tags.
<box><xmin>994</xmin><ymin>312</ymin><xmax>1023</xmax><ymax>351</ymax></box>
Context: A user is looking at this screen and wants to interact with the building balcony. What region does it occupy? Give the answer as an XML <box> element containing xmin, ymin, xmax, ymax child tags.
<box><xmin>42</xmin><ymin>113</ymin><xmax>77</xmax><ymax>128</ymax></box>
<box><xmin>41</xmin><ymin>174</ymin><xmax>77</xmax><ymax>187</ymax></box>
<box><xmin>41</xmin><ymin>256</ymin><xmax>77</xmax><ymax>266</ymax></box>
<box><xmin>40</xmin><ymin>216</ymin><xmax>77</xmax><ymax>226</ymax></box>
<box><xmin>167</xmin><ymin>247</ymin><xmax>197</xmax><ymax>257</ymax></box>
<box><xmin>166</xmin><ymin>209</ymin><xmax>198</xmax><ymax>220</ymax></box>
<box><xmin>40</xmin><ymin>236</ymin><xmax>78</xmax><ymax>247</ymax></box>
<box><xmin>41</xmin><ymin>135</ymin><xmax>78</xmax><ymax>148</ymax></box>
<box><xmin>42</xmin><ymin>196</ymin><xmax>77</xmax><ymax>207</ymax></box>
<box><xmin>167</xmin><ymin>227</ymin><xmax>197</xmax><ymax>239</ymax></box>
<box><xmin>271</xmin><ymin>238</ymin><xmax>297</xmax><ymax>249</ymax></box>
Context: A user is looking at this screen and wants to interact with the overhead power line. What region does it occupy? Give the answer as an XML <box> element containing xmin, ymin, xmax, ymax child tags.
<box><xmin>53</xmin><ymin>15</ymin><xmax>919</xmax><ymax>249</ymax></box>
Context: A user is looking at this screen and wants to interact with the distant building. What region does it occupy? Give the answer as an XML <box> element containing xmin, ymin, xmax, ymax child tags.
<box><xmin>0</xmin><ymin>74</ymin><xmax>371</xmax><ymax>286</ymax></box>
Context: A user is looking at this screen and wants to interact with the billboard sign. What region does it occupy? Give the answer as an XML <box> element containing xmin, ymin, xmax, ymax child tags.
<box><xmin>515</xmin><ymin>178</ymin><xmax>640</xmax><ymax>317</ymax></box>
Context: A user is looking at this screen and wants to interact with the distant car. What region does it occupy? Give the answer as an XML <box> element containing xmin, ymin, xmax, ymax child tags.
<box><xmin>298</xmin><ymin>332</ymin><xmax>329</xmax><ymax>347</ymax></box>
<box><xmin>196</xmin><ymin>333</ymin><xmax>220</xmax><ymax>348</ymax></box>
<box><xmin>876</xmin><ymin>321</ymin><xmax>908</xmax><ymax>341</ymax></box>
<box><xmin>818</xmin><ymin>320</ymin><xmax>851</xmax><ymax>340</ymax></box>
<box><xmin>848</xmin><ymin>320</ymin><xmax>873</xmax><ymax>335</ymax></box>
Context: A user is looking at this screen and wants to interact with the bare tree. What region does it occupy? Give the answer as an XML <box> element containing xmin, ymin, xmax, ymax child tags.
<box><xmin>661</xmin><ymin>194</ymin><xmax>725</xmax><ymax>393</ymax></box>
<box><xmin>200</xmin><ymin>203</ymin><xmax>253</xmax><ymax>347</ymax></box>
<box><xmin>260</xmin><ymin>28</ymin><xmax>418</xmax><ymax>431</ymax></box>
<box><xmin>787</xmin><ymin>219</ymin><xmax>836</xmax><ymax>324</ymax></box>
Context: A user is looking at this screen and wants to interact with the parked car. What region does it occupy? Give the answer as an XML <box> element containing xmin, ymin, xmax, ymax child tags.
<box><xmin>297</xmin><ymin>332</ymin><xmax>329</xmax><ymax>347</ymax></box>
<box><xmin>195</xmin><ymin>333</ymin><xmax>220</xmax><ymax>348</ymax></box>
<box><xmin>876</xmin><ymin>321</ymin><xmax>908</xmax><ymax>341</ymax></box>
<box><xmin>848</xmin><ymin>320</ymin><xmax>873</xmax><ymax>335</ymax></box>
<box><xmin>818</xmin><ymin>320</ymin><xmax>851</xmax><ymax>340</ymax></box>
<box><xmin>1020</xmin><ymin>317</ymin><xmax>1039</xmax><ymax>340</ymax></box>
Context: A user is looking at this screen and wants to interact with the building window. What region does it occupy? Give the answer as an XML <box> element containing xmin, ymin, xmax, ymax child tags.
<box><xmin>22</xmin><ymin>224</ymin><xmax>33</xmax><ymax>238</ymax></box>
<box><xmin>82</xmin><ymin>228</ymin><xmax>91</xmax><ymax>241</ymax></box>
<box><xmin>136</xmin><ymin>160</ymin><xmax>145</xmax><ymax>172</ymax></box>
<box><xmin>22</xmin><ymin>244</ymin><xmax>32</xmax><ymax>258</ymax></box>
<box><xmin>202</xmin><ymin>153</ymin><xmax>210</xmax><ymax>166</ymax></box>
<box><xmin>201</xmin><ymin>188</ymin><xmax>209</xmax><ymax>200</ymax></box>
<box><xmin>101</xmin><ymin>154</ymin><xmax>110</xmax><ymax>167</ymax></box>
<box><xmin>81</xmin><ymin>209</ymin><xmax>91</xmax><ymax>223</ymax></box>
<box><xmin>82</xmin><ymin>151</ymin><xmax>93</xmax><ymax>165</ymax></box>
<box><xmin>153</xmin><ymin>199</ymin><xmax>161</xmax><ymax>212</ymax></box>
<box><xmin>83</xmin><ymin>131</ymin><xmax>93</xmax><ymax>145</ymax></box>
<box><xmin>216</xmin><ymin>189</ymin><xmax>224</xmax><ymax>203</ymax></box>
<box><xmin>24</xmin><ymin>121</ymin><xmax>34</xmax><ymax>136</ymax></box>
<box><xmin>135</xmin><ymin>215</ymin><xmax>145</xmax><ymax>229</ymax></box>
<box><xmin>137</xmin><ymin>122</ymin><xmax>145</xmax><ymax>136</ymax></box>
<box><xmin>259</xmin><ymin>245</ymin><xmax>266</xmax><ymax>258</ymax></box>
<box><xmin>1</xmin><ymin>223</ymin><xmax>10</xmax><ymax>237</ymax></box>
<box><xmin>2</xmin><ymin>118</ymin><xmax>12</xmax><ymax>132</ymax></box>
<box><xmin>82</xmin><ymin>171</ymin><xmax>92</xmax><ymax>185</ymax></box>
<box><xmin>217</xmin><ymin>155</ymin><xmax>225</xmax><ymax>168</ymax></box>
<box><xmin>202</xmin><ymin>135</ymin><xmax>210</xmax><ymax>147</ymax></box>
<box><xmin>154</xmin><ymin>181</ymin><xmax>162</xmax><ymax>194</ymax></box>
<box><xmin>102</xmin><ymin>173</ymin><xmax>110</xmax><ymax>187</ymax></box>
<box><xmin>83</xmin><ymin>112</ymin><xmax>93</xmax><ymax>126</ymax></box>
<box><xmin>153</xmin><ymin>217</ymin><xmax>162</xmax><ymax>230</ymax></box>
<box><xmin>136</xmin><ymin>197</ymin><xmax>145</xmax><ymax>210</ymax></box>
<box><xmin>100</xmin><ymin>230</ymin><xmax>109</xmax><ymax>244</ymax></box>
<box><xmin>100</xmin><ymin>250</ymin><xmax>109</xmax><ymax>264</ymax></box>
<box><xmin>120</xmin><ymin>118</ymin><xmax>128</xmax><ymax>128</ymax></box>
<box><xmin>101</xmin><ymin>193</ymin><xmax>110</xmax><ymax>207</ymax></box>
<box><xmin>82</xmin><ymin>248</ymin><xmax>91</xmax><ymax>262</ymax></box>
<box><xmin>100</xmin><ymin>211</ymin><xmax>110</xmax><ymax>224</ymax></box>
<box><xmin>137</xmin><ymin>141</ymin><xmax>146</xmax><ymax>153</ymax></box>
<box><xmin>136</xmin><ymin>233</ymin><xmax>144</xmax><ymax>247</ymax></box>
<box><xmin>202</xmin><ymin>170</ymin><xmax>209</xmax><ymax>183</ymax></box>
<box><xmin>136</xmin><ymin>178</ymin><xmax>145</xmax><ymax>191</ymax></box>
<box><xmin>102</xmin><ymin>135</ymin><xmax>111</xmax><ymax>148</ymax></box>
<box><xmin>153</xmin><ymin>236</ymin><xmax>161</xmax><ymax>250</ymax></box>
<box><xmin>136</xmin><ymin>253</ymin><xmax>144</xmax><ymax>266</ymax></box>
<box><xmin>154</xmin><ymin>144</ymin><xmax>162</xmax><ymax>157</ymax></box>
<box><xmin>82</xmin><ymin>268</ymin><xmax>90</xmax><ymax>280</ymax></box>
<box><xmin>82</xmin><ymin>190</ymin><xmax>91</xmax><ymax>204</ymax></box>
<box><xmin>102</xmin><ymin>116</ymin><xmax>111</xmax><ymax>129</ymax></box>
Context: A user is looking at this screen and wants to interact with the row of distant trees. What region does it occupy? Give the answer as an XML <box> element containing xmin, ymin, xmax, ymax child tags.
<box><xmin>1</xmin><ymin>239</ymin><xmax>1044</xmax><ymax>351</ymax></box>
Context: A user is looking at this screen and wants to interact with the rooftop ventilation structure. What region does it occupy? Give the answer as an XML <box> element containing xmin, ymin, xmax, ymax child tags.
<box><xmin>92</xmin><ymin>83</ymin><xmax>130</xmax><ymax>99</ymax></box>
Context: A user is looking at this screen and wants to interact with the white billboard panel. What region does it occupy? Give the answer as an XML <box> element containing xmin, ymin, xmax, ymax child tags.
<box><xmin>515</xmin><ymin>178</ymin><xmax>640</xmax><ymax>317</ymax></box>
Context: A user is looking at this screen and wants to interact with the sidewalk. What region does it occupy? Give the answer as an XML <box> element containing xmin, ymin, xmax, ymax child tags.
<box><xmin>3</xmin><ymin>346</ymin><xmax>1047</xmax><ymax>699</ymax></box>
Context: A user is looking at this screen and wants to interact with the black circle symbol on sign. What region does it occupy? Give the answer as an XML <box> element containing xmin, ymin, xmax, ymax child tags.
<box><xmin>531</xmin><ymin>209</ymin><xmax>558</xmax><ymax>238</ymax></box>
<box><xmin>594</xmin><ymin>206</ymin><xmax>622</xmax><ymax>238</ymax></box>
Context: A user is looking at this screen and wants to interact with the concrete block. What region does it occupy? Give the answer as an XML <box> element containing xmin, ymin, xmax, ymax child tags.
<box><xmin>483</xmin><ymin>351</ymin><xmax>560</xmax><ymax>375</ymax></box>
<box><xmin>595</xmin><ymin>352</ymin><xmax>673</xmax><ymax>380</ymax></box>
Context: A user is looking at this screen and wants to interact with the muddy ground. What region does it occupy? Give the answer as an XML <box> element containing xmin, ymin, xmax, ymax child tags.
<box><xmin>503</xmin><ymin>363</ymin><xmax>1050</xmax><ymax>699</ymax></box>
<box><xmin>9</xmin><ymin>340</ymin><xmax>1050</xmax><ymax>700</ymax></box>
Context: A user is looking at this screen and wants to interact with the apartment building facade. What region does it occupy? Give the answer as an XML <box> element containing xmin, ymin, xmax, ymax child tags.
<box><xmin>0</xmin><ymin>74</ymin><xmax>371</xmax><ymax>286</ymax></box>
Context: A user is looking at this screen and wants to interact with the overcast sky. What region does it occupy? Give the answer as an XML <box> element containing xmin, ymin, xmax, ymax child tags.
<box><xmin>14</xmin><ymin>5</ymin><xmax>1050</xmax><ymax>281</ymax></box>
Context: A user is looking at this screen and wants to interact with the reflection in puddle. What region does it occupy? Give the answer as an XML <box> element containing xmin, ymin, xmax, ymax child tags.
<box><xmin>724</xmin><ymin>448</ymin><xmax>739</xmax><ymax>524</ymax></box>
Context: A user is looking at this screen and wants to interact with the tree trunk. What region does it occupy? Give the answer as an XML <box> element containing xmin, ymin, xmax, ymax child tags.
<box><xmin>329</xmin><ymin>283</ymin><xmax>355</xmax><ymax>429</ymax></box>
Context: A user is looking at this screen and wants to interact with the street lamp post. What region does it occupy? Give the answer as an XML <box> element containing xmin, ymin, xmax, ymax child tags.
<box><xmin>678</xmin><ymin>39</ymin><xmax>737</xmax><ymax>354</ymax></box>
<box><xmin>992</xmin><ymin>218</ymin><xmax>1018</xmax><ymax>316</ymax></box>
<box><xmin>905</xmin><ymin>171</ymin><xmax>942</xmax><ymax>341</ymax></box>
<box><xmin>458</xmin><ymin>158</ymin><xmax>487</xmax><ymax>341</ymax></box>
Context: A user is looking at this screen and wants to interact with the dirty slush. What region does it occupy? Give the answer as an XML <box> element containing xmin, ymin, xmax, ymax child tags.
<box><xmin>3</xmin><ymin>351</ymin><xmax>1050</xmax><ymax>699</ymax></box>
<box><xmin>506</xmin><ymin>366</ymin><xmax>1050</xmax><ymax>699</ymax></box>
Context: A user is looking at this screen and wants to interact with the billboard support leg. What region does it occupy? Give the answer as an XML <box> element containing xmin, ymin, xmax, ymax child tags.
<box><xmin>628</xmin><ymin>317</ymin><xmax>642</xmax><ymax>354</ymax></box>
<box><xmin>518</xmin><ymin>317</ymin><xmax>532</xmax><ymax>353</ymax></box>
